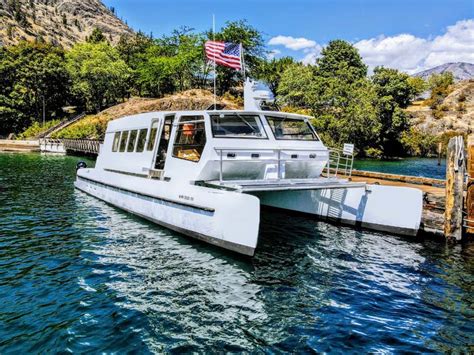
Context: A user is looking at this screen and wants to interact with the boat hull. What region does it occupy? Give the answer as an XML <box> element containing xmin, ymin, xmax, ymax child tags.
<box><xmin>75</xmin><ymin>169</ymin><xmax>261</xmax><ymax>256</ymax></box>
<box><xmin>253</xmin><ymin>184</ymin><xmax>423</xmax><ymax>236</ymax></box>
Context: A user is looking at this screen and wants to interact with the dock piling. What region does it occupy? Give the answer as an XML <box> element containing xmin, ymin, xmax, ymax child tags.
<box><xmin>465</xmin><ymin>135</ymin><xmax>474</xmax><ymax>234</ymax></box>
<box><xmin>444</xmin><ymin>136</ymin><xmax>465</xmax><ymax>241</ymax></box>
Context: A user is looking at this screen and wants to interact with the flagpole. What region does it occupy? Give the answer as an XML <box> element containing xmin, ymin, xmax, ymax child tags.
<box><xmin>241</xmin><ymin>43</ymin><xmax>246</xmax><ymax>82</ymax></box>
<box><xmin>212</xmin><ymin>14</ymin><xmax>217</xmax><ymax>110</ymax></box>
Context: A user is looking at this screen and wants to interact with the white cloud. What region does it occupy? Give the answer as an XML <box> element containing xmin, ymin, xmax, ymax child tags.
<box><xmin>301</xmin><ymin>45</ymin><xmax>322</xmax><ymax>65</ymax></box>
<box><xmin>355</xmin><ymin>34</ymin><xmax>429</xmax><ymax>73</ymax></box>
<box><xmin>355</xmin><ymin>19</ymin><xmax>474</xmax><ymax>73</ymax></box>
<box><xmin>268</xmin><ymin>19</ymin><xmax>474</xmax><ymax>73</ymax></box>
<box><xmin>268</xmin><ymin>35</ymin><xmax>317</xmax><ymax>50</ymax></box>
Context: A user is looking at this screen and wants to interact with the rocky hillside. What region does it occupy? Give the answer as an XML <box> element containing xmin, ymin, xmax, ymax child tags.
<box><xmin>407</xmin><ymin>79</ymin><xmax>474</xmax><ymax>134</ymax></box>
<box><xmin>0</xmin><ymin>0</ymin><xmax>133</xmax><ymax>47</ymax></box>
<box><xmin>414</xmin><ymin>62</ymin><xmax>474</xmax><ymax>82</ymax></box>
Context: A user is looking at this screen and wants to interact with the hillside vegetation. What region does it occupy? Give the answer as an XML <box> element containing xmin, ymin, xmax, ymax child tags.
<box><xmin>0</xmin><ymin>0</ymin><xmax>132</xmax><ymax>47</ymax></box>
<box><xmin>407</xmin><ymin>79</ymin><xmax>474</xmax><ymax>134</ymax></box>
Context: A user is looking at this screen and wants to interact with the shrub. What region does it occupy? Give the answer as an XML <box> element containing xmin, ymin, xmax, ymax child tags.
<box><xmin>364</xmin><ymin>147</ymin><xmax>383</xmax><ymax>159</ymax></box>
<box><xmin>432</xmin><ymin>109</ymin><xmax>444</xmax><ymax>120</ymax></box>
<box><xmin>17</xmin><ymin>119</ymin><xmax>61</xmax><ymax>139</ymax></box>
<box><xmin>400</xmin><ymin>127</ymin><xmax>438</xmax><ymax>157</ymax></box>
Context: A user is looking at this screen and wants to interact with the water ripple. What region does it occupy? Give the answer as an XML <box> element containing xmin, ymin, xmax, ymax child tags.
<box><xmin>0</xmin><ymin>153</ymin><xmax>473</xmax><ymax>353</ymax></box>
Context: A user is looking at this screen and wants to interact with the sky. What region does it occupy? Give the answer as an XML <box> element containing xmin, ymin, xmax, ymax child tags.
<box><xmin>103</xmin><ymin>0</ymin><xmax>474</xmax><ymax>73</ymax></box>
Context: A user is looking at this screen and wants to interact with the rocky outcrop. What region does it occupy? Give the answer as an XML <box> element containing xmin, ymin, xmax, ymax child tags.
<box><xmin>0</xmin><ymin>0</ymin><xmax>133</xmax><ymax>48</ymax></box>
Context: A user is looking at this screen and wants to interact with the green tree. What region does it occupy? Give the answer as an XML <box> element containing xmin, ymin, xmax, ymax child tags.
<box><xmin>116</xmin><ymin>31</ymin><xmax>154</xmax><ymax>96</ymax></box>
<box><xmin>316</xmin><ymin>40</ymin><xmax>367</xmax><ymax>81</ymax></box>
<box><xmin>87</xmin><ymin>28</ymin><xmax>107</xmax><ymax>44</ymax></box>
<box><xmin>137</xmin><ymin>28</ymin><xmax>205</xmax><ymax>97</ymax></box>
<box><xmin>210</xmin><ymin>20</ymin><xmax>265</xmax><ymax>94</ymax></box>
<box><xmin>371</xmin><ymin>67</ymin><xmax>415</xmax><ymax>156</ymax></box>
<box><xmin>278</xmin><ymin>42</ymin><xmax>380</xmax><ymax>154</ymax></box>
<box><xmin>407</xmin><ymin>76</ymin><xmax>427</xmax><ymax>100</ymax></box>
<box><xmin>277</xmin><ymin>63</ymin><xmax>315</xmax><ymax>108</ymax></box>
<box><xmin>66</xmin><ymin>42</ymin><xmax>131</xmax><ymax>112</ymax></box>
<box><xmin>0</xmin><ymin>42</ymin><xmax>71</xmax><ymax>135</ymax></box>
<box><xmin>256</xmin><ymin>56</ymin><xmax>295</xmax><ymax>96</ymax></box>
<box><xmin>427</xmin><ymin>71</ymin><xmax>454</xmax><ymax>109</ymax></box>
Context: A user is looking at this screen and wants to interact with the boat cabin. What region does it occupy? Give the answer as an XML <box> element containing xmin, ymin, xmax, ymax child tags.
<box><xmin>95</xmin><ymin>110</ymin><xmax>330</xmax><ymax>185</ymax></box>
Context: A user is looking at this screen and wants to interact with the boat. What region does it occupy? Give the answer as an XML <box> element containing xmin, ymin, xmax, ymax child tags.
<box><xmin>74</xmin><ymin>81</ymin><xmax>423</xmax><ymax>256</ymax></box>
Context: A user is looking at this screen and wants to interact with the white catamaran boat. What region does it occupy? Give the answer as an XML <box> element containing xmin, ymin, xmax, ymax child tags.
<box><xmin>75</xmin><ymin>81</ymin><xmax>423</xmax><ymax>256</ymax></box>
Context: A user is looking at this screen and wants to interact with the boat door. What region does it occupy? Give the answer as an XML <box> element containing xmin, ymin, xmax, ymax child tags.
<box><xmin>153</xmin><ymin>114</ymin><xmax>174</xmax><ymax>170</ymax></box>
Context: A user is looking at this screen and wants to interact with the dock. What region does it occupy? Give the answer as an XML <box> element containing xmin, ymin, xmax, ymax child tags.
<box><xmin>0</xmin><ymin>139</ymin><xmax>40</xmax><ymax>152</ymax></box>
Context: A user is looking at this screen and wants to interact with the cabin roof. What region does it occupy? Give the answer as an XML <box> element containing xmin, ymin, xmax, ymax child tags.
<box><xmin>106</xmin><ymin>110</ymin><xmax>314</xmax><ymax>132</ymax></box>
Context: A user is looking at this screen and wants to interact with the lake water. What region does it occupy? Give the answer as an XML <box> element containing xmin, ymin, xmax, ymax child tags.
<box><xmin>0</xmin><ymin>153</ymin><xmax>472</xmax><ymax>352</ymax></box>
<box><xmin>354</xmin><ymin>158</ymin><xmax>446</xmax><ymax>179</ymax></box>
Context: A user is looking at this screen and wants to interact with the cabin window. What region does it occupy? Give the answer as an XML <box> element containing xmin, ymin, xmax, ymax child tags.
<box><xmin>136</xmin><ymin>129</ymin><xmax>148</xmax><ymax>152</ymax></box>
<box><xmin>112</xmin><ymin>132</ymin><xmax>121</xmax><ymax>152</ymax></box>
<box><xmin>172</xmin><ymin>116</ymin><xmax>206</xmax><ymax>162</ymax></box>
<box><xmin>127</xmin><ymin>130</ymin><xmax>138</xmax><ymax>152</ymax></box>
<box><xmin>119</xmin><ymin>131</ymin><xmax>129</xmax><ymax>152</ymax></box>
<box><xmin>266</xmin><ymin>116</ymin><xmax>319</xmax><ymax>141</ymax></box>
<box><xmin>147</xmin><ymin>121</ymin><xmax>159</xmax><ymax>151</ymax></box>
<box><xmin>210</xmin><ymin>114</ymin><xmax>267</xmax><ymax>139</ymax></box>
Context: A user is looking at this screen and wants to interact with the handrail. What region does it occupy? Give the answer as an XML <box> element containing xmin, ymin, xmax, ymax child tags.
<box><xmin>37</xmin><ymin>112</ymin><xmax>86</xmax><ymax>139</ymax></box>
<box><xmin>39</xmin><ymin>137</ymin><xmax>102</xmax><ymax>155</ymax></box>
<box><xmin>214</xmin><ymin>146</ymin><xmax>355</xmax><ymax>182</ymax></box>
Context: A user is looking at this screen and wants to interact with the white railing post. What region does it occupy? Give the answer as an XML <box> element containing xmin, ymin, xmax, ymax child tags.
<box><xmin>219</xmin><ymin>149</ymin><xmax>223</xmax><ymax>183</ymax></box>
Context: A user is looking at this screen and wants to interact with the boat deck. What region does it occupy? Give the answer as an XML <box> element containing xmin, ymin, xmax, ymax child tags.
<box><xmin>203</xmin><ymin>177</ymin><xmax>367</xmax><ymax>192</ymax></box>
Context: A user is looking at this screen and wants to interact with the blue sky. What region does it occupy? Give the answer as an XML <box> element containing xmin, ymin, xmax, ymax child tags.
<box><xmin>103</xmin><ymin>0</ymin><xmax>474</xmax><ymax>73</ymax></box>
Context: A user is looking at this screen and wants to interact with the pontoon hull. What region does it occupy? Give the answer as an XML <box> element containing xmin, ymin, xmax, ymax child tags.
<box><xmin>253</xmin><ymin>184</ymin><xmax>423</xmax><ymax>236</ymax></box>
<box><xmin>75</xmin><ymin>169</ymin><xmax>261</xmax><ymax>256</ymax></box>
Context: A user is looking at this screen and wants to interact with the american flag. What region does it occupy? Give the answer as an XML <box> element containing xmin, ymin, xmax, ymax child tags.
<box><xmin>205</xmin><ymin>41</ymin><xmax>242</xmax><ymax>70</ymax></box>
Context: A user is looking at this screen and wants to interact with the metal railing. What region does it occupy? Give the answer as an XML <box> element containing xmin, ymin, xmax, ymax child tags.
<box><xmin>214</xmin><ymin>147</ymin><xmax>354</xmax><ymax>183</ymax></box>
<box><xmin>40</xmin><ymin>138</ymin><xmax>102</xmax><ymax>155</ymax></box>
<box><xmin>326</xmin><ymin>147</ymin><xmax>355</xmax><ymax>178</ymax></box>
<box><xmin>62</xmin><ymin>139</ymin><xmax>101</xmax><ymax>154</ymax></box>
<box><xmin>37</xmin><ymin>112</ymin><xmax>86</xmax><ymax>139</ymax></box>
<box><xmin>214</xmin><ymin>148</ymin><xmax>354</xmax><ymax>182</ymax></box>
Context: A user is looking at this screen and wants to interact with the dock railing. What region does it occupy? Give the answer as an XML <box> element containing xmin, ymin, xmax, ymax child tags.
<box><xmin>62</xmin><ymin>138</ymin><xmax>101</xmax><ymax>155</ymax></box>
<box><xmin>39</xmin><ymin>138</ymin><xmax>102</xmax><ymax>155</ymax></box>
<box><xmin>214</xmin><ymin>147</ymin><xmax>354</xmax><ymax>183</ymax></box>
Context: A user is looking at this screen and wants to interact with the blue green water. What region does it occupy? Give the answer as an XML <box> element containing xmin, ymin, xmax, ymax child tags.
<box><xmin>0</xmin><ymin>153</ymin><xmax>472</xmax><ymax>352</ymax></box>
<box><xmin>354</xmin><ymin>158</ymin><xmax>446</xmax><ymax>180</ymax></box>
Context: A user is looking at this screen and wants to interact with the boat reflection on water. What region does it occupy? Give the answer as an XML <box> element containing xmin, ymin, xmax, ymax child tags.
<box><xmin>75</xmin><ymin>191</ymin><xmax>474</xmax><ymax>352</ymax></box>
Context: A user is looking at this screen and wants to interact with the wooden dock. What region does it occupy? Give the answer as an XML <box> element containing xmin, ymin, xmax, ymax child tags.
<box><xmin>0</xmin><ymin>139</ymin><xmax>40</xmax><ymax>152</ymax></box>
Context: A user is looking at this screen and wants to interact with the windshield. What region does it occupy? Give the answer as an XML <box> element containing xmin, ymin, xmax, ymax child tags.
<box><xmin>210</xmin><ymin>114</ymin><xmax>267</xmax><ymax>139</ymax></box>
<box><xmin>266</xmin><ymin>116</ymin><xmax>319</xmax><ymax>141</ymax></box>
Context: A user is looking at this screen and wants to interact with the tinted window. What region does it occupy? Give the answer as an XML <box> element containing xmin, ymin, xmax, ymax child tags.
<box><xmin>119</xmin><ymin>131</ymin><xmax>129</xmax><ymax>152</ymax></box>
<box><xmin>147</xmin><ymin>121</ymin><xmax>159</xmax><ymax>151</ymax></box>
<box><xmin>210</xmin><ymin>114</ymin><xmax>266</xmax><ymax>138</ymax></box>
<box><xmin>127</xmin><ymin>130</ymin><xmax>138</xmax><ymax>152</ymax></box>
<box><xmin>136</xmin><ymin>129</ymin><xmax>148</xmax><ymax>152</ymax></box>
<box><xmin>112</xmin><ymin>132</ymin><xmax>121</xmax><ymax>152</ymax></box>
<box><xmin>266</xmin><ymin>116</ymin><xmax>318</xmax><ymax>141</ymax></box>
<box><xmin>172</xmin><ymin>118</ymin><xmax>206</xmax><ymax>162</ymax></box>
